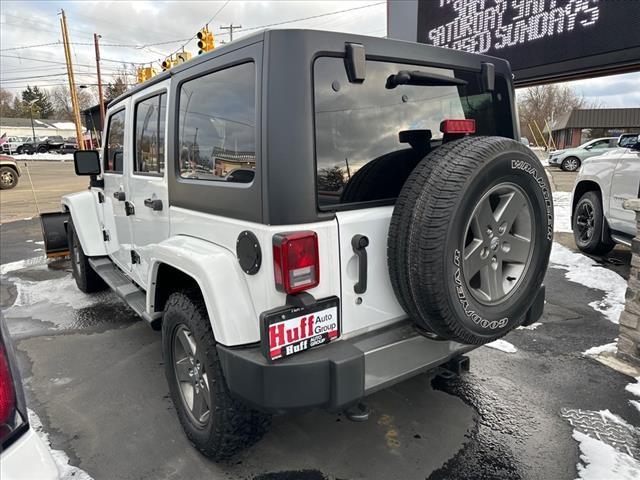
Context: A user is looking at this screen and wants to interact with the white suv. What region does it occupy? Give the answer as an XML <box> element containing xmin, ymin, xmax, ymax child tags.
<box><xmin>571</xmin><ymin>134</ymin><xmax>640</xmax><ymax>253</ymax></box>
<box><xmin>46</xmin><ymin>30</ymin><xmax>552</xmax><ymax>459</ymax></box>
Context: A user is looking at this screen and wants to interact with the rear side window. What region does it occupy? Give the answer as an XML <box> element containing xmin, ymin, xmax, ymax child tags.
<box><xmin>134</xmin><ymin>93</ymin><xmax>167</xmax><ymax>175</ymax></box>
<box><xmin>177</xmin><ymin>62</ymin><xmax>256</xmax><ymax>183</ymax></box>
<box><xmin>104</xmin><ymin>109</ymin><xmax>126</xmax><ymax>173</ymax></box>
<box><xmin>314</xmin><ymin>57</ymin><xmax>512</xmax><ymax>209</ymax></box>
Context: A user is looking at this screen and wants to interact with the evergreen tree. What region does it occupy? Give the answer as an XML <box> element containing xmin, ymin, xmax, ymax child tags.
<box><xmin>21</xmin><ymin>85</ymin><xmax>54</xmax><ymax>118</ymax></box>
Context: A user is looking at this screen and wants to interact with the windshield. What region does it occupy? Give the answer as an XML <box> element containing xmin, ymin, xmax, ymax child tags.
<box><xmin>314</xmin><ymin>57</ymin><xmax>513</xmax><ymax>209</ymax></box>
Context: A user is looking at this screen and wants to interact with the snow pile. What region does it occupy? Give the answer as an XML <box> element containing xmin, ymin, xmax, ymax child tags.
<box><xmin>28</xmin><ymin>409</ymin><xmax>94</xmax><ymax>480</ymax></box>
<box><xmin>626</xmin><ymin>378</ymin><xmax>640</xmax><ymax>398</ymax></box>
<box><xmin>553</xmin><ymin>191</ymin><xmax>572</xmax><ymax>233</ymax></box>
<box><xmin>573</xmin><ymin>430</ymin><xmax>640</xmax><ymax>480</ymax></box>
<box><xmin>583</xmin><ymin>341</ymin><xmax>618</xmax><ymax>357</ymax></box>
<box><xmin>485</xmin><ymin>339</ymin><xmax>517</xmax><ymax>353</ymax></box>
<box><xmin>517</xmin><ymin>322</ymin><xmax>542</xmax><ymax>330</ymax></box>
<box><xmin>549</xmin><ymin>242</ymin><xmax>627</xmax><ymax>323</ymax></box>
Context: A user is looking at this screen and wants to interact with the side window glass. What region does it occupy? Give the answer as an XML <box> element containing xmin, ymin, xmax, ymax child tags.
<box><xmin>178</xmin><ymin>62</ymin><xmax>255</xmax><ymax>183</ymax></box>
<box><xmin>135</xmin><ymin>93</ymin><xmax>166</xmax><ymax>175</ymax></box>
<box><xmin>104</xmin><ymin>109</ymin><xmax>126</xmax><ymax>173</ymax></box>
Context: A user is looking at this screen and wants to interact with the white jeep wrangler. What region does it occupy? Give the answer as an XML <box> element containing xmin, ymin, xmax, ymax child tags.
<box><xmin>54</xmin><ymin>30</ymin><xmax>552</xmax><ymax>459</ymax></box>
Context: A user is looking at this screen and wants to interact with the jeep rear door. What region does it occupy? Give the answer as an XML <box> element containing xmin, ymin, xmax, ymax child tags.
<box><xmin>313</xmin><ymin>56</ymin><xmax>514</xmax><ymax>336</ymax></box>
<box><xmin>102</xmin><ymin>105</ymin><xmax>134</xmax><ymax>271</ymax></box>
<box><xmin>127</xmin><ymin>86</ymin><xmax>170</xmax><ymax>288</ymax></box>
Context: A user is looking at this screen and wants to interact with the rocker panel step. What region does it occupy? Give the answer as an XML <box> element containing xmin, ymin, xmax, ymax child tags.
<box><xmin>88</xmin><ymin>256</ymin><xmax>160</xmax><ymax>330</ymax></box>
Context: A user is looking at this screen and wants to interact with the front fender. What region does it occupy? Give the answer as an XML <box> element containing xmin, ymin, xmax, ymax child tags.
<box><xmin>61</xmin><ymin>191</ymin><xmax>106</xmax><ymax>257</ymax></box>
<box><xmin>149</xmin><ymin>236</ymin><xmax>259</xmax><ymax>346</ymax></box>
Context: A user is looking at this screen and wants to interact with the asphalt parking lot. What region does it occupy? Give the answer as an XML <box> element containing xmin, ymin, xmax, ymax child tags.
<box><xmin>1</xmin><ymin>161</ymin><xmax>639</xmax><ymax>479</ymax></box>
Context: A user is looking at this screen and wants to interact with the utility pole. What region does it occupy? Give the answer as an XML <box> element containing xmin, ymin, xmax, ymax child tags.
<box><xmin>220</xmin><ymin>24</ymin><xmax>241</xmax><ymax>42</ymax></box>
<box><xmin>59</xmin><ymin>9</ymin><xmax>84</xmax><ymax>150</ymax></box>
<box><xmin>94</xmin><ymin>33</ymin><xmax>105</xmax><ymax>131</ymax></box>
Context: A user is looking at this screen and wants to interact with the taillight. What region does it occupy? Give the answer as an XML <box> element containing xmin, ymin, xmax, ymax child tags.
<box><xmin>0</xmin><ymin>342</ymin><xmax>16</xmax><ymax>438</ymax></box>
<box><xmin>440</xmin><ymin>119</ymin><xmax>476</xmax><ymax>134</ymax></box>
<box><xmin>273</xmin><ymin>231</ymin><xmax>320</xmax><ymax>294</ymax></box>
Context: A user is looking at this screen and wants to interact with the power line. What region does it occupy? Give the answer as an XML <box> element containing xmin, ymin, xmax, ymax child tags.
<box><xmin>237</xmin><ymin>2</ymin><xmax>385</xmax><ymax>32</ymax></box>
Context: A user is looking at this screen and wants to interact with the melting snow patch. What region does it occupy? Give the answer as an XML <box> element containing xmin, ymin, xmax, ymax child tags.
<box><xmin>630</xmin><ymin>401</ymin><xmax>640</xmax><ymax>415</ymax></box>
<box><xmin>0</xmin><ymin>256</ymin><xmax>47</xmax><ymax>275</ymax></box>
<box><xmin>572</xmin><ymin>430</ymin><xmax>640</xmax><ymax>480</ymax></box>
<box><xmin>28</xmin><ymin>409</ymin><xmax>94</xmax><ymax>480</ymax></box>
<box><xmin>8</xmin><ymin>275</ymin><xmax>103</xmax><ymax>311</ymax></box>
<box><xmin>583</xmin><ymin>341</ymin><xmax>618</xmax><ymax>357</ymax></box>
<box><xmin>517</xmin><ymin>322</ymin><xmax>542</xmax><ymax>330</ymax></box>
<box><xmin>549</xmin><ymin>242</ymin><xmax>626</xmax><ymax>323</ymax></box>
<box><xmin>553</xmin><ymin>191</ymin><xmax>572</xmax><ymax>233</ymax></box>
<box><xmin>485</xmin><ymin>339</ymin><xmax>517</xmax><ymax>353</ymax></box>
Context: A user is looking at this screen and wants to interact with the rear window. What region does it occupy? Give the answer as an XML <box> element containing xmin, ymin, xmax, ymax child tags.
<box><xmin>314</xmin><ymin>57</ymin><xmax>513</xmax><ymax>209</ymax></box>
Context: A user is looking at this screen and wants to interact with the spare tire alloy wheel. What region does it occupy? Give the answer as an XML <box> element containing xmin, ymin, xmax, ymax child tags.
<box><xmin>388</xmin><ymin>136</ymin><xmax>553</xmax><ymax>344</ymax></box>
<box><xmin>462</xmin><ymin>183</ymin><xmax>533</xmax><ymax>305</ymax></box>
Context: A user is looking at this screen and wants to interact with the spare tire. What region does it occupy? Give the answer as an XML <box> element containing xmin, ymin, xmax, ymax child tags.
<box><xmin>388</xmin><ymin>136</ymin><xmax>553</xmax><ymax>344</ymax></box>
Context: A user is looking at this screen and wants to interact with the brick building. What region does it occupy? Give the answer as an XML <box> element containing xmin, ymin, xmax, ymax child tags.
<box><xmin>548</xmin><ymin>108</ymin><xmax>640</xmax><ymax>149</ymax></box>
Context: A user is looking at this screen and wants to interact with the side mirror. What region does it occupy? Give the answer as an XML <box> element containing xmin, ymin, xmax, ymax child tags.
<box><xmin>74</xmin><ymin>150</ymin><xmax>101</xmax><ymax>176</ymax></box>
<box><xmin>584</xmin><ymin>145</ymin><xmax>592</xmax><ymax>150</ymax></box>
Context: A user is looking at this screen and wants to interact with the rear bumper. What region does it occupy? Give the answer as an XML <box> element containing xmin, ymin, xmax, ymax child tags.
<box><xmin>218</xmin><ymin>285</ymin><xmax>545</xmax><ymax>413</ymax></box>
<box><xmin>217</xmin><ymin>321</ymin><xmax>473</xmax><ymax>413</ymax></box>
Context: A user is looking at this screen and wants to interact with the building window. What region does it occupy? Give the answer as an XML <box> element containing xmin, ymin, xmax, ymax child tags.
<box><xmin>134</xmin><ymin>93</ymin><xmax>166</xmax><ymax>175</ymax></box>
<box><xmin>177</xmin><ymin>62</ymin><xmax>256</xmax><ymax>183</ymax></box>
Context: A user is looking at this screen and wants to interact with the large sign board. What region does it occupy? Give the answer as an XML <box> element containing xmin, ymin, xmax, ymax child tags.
<box><xmin>388</xmin><ymin>0</ymin><xmax>640</xmax><ymax>86</ymax></box>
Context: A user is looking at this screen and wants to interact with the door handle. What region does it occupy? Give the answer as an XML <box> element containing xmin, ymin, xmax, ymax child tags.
<box><xmin>351</xmin><ymin>234</ymin><xmax>369</xmax><ymax>294</ymax></box>
<box><xmin>144</xmin><ymin>198</ymin><xmax>163</xmax><ymax>211</ymax></box>
<box><xmin>113</xmin><ymin>191</ymin><xmax>126</xmax><ymax>201</ymax></box>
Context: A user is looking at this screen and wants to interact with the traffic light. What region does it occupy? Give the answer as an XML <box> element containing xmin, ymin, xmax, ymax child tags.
<box><xmin>161</xmin><ymin>56</ymin><xmax>174</xmax><ymax>71</ymax></box>
<box><xmin>197</xmin><ymin>27</ymin><xmax>215</xmax><ymax>54</ymax></box>
<box><xmin>136</xmin><ymin>66</ymin><xmax>157</xmax><ymax>83</ymax></box>
<box><xmin>175</xmin><ymin>51</ymin><xmax>192</xmax><ymax>65</ymax></box>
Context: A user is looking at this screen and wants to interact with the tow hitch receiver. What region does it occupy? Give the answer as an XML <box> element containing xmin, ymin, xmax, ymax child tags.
<box><xmin>39</xmin><ymin>212</ymin><xmax>70</xmax><ymax>258</ymax></box>
<box><xmin>435</xmin><ymin>355</ymin><xmax>471</xmax><ymax>380</ymax></box>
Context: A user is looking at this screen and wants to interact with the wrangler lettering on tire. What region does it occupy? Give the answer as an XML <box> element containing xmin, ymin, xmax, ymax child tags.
<box><xmin>388</xmin><ymin>136</ymin><xmax>553</xmax><ymax>344</ymax></box>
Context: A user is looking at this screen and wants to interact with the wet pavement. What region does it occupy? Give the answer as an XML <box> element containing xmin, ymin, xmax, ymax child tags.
<box><xmin>1</xmin><ymin>169</ymin><xmax>639</xmax><ymax>479</ymax></box>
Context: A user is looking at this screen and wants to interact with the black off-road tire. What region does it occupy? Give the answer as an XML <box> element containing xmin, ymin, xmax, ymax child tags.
<box><xmin>162</xmin><ymin>291</ymin><xmax>270</xmax><ymax>460</ymax></box>
<box><xmin>0</xmin><ymin>166</ymin><xmax>18</xmax><ymax>190</ymax></box>
<box><xmin>37</xmin><ymin>146</ymin><xmax>48</xmax><ymax>154</ymax></box>
<box><xmin>341</xmin><ymin>148</ymin><xmax>423</xmax><ymax>203</ymax></box>
<box><xmin>388</xmin><ymin>136</ymin><xmax>553</xmax><ymax>344</ymax></box>
<box><xmin>15</xmin><ymin>146</ymin><xmax>24</xmax><ymax>155</ymax></box>
<box><xmin>67</xmin><ymin>221</ymin><xmax>106</xmax><ymax>293</ymax></box>
<box><xmin>561</xmin><ymin>156</ymin><xmax>580</xmax><ymax>172</ymax></box>
<box><xmin>572</xmin><ymin>191</ymin><xmax>615</xmax><ymax>255</ymax></box>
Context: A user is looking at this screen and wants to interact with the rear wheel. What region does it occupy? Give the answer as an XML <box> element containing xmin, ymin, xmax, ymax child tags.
<box><xmin>37</xmin><ymin>146</ymin><xmax>48</xmax><ymax>154</ymax></box>
<box><xmin>388</xmin><ymin>136</ymin><xmax>553</xmax><ymax>344</ymax></box>
<box><xmin>0</xmin><ymin>167</ymin><xmax>18</xmax><ymax>190</ymax></box>
<box><xmin>67</xmin><ymin>221</ymin><xmax>106</xmax><ymax>293</ymax></box>
<box><xmin>572</xmin><ymin>191</ymin><xmax>614</xmax><ymax>255</ymax></box>
<box><xmin>15</xmin><ymin>146</ymin><xmax>24</xmax><ymax>155</ymax></box>
<box><xmin>561</xmin><ymin>157</ymin><xmax>580</xmax><ymax>172</ymax></box>
<box><xmin>162</xmin><ymin>291</ymin><xmax>270</xmax><ymax>460</ymax></box>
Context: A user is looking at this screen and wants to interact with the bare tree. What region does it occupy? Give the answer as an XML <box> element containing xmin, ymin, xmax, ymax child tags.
<box><xmin>517</xmin><ymin>84</ymin><xmax>601</xmax><ymax>143</ymax></box>
<box><xmin>0</xmin><ymin>88</ymin><xmax>17</xmax><ymax>118</ymax></box>
<box><xmin>51</xmin><ymin>85</ymin><xmax>96</xmax><ymax>120</ymax></box>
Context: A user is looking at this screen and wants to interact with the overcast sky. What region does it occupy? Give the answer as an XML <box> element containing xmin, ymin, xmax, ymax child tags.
<box><xmin>1</xmin><ymin>0</ymin><xmax>639</xmax><ymax>109</ymax></box>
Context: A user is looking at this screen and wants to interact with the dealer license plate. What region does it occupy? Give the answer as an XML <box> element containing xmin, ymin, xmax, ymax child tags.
<box><xmin>260</xmin><ymin>296</ymin><xmax>340</xmax><ymax>362</ymax></box>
